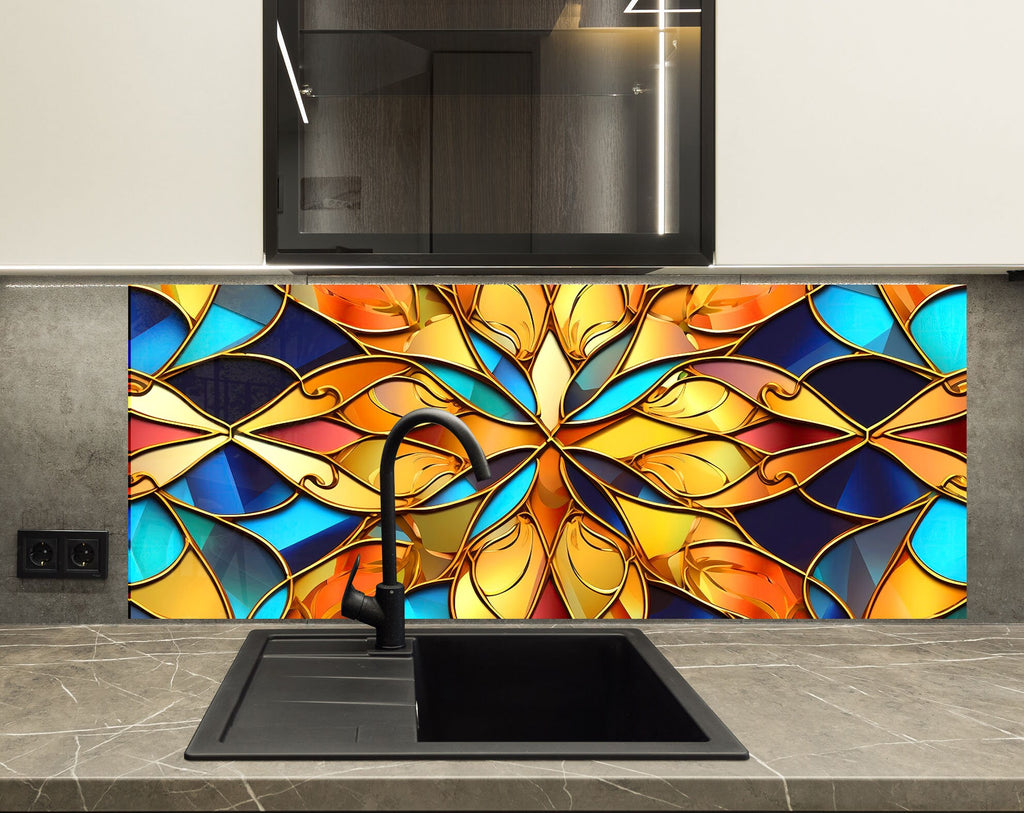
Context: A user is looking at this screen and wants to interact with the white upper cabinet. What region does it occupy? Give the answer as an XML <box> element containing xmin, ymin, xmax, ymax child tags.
<box><xmin>0</xmin><ymin>0</ymin><xmax>264</xmax><ymax>268</ymax></box>
<box><xmin>715</xmin><ymin>0</ymin><xmax>1024</xmax><ymax>268</ymax></box>
<box><xmin>2</xmin><ymin>1</ymin><xmax>1022</xmax><ymax>270</ymax></box>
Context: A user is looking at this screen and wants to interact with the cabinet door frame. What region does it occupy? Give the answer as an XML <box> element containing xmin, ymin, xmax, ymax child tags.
<box><xmin>263</xmin><ymin>0</ymin><xmax>715</xmax><ymax>269</ymax></box>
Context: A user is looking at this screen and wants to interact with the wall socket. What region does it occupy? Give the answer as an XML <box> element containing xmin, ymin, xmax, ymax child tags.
<box><xmin>17</xmin><ymin>530</ymin><xmax>108</xmax><ymax>579</ymax></box>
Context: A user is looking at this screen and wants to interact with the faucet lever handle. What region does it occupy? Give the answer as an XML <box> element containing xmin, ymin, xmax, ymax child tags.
<box><xmin>344</xmin><ymin>554</ymin><xmax>362</xmax><ymax>593</ymax></box>
<box><xmin>341</xmin><ymin>555</ymin><xmax>385</xmax><ymax>628</ymax></box>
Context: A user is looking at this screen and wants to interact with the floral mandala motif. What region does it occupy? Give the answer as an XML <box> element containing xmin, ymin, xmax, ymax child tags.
<box><xmin>129</xmin><ymin>283</ymin><xmax>966</xmax><ymax>620</ymax></box>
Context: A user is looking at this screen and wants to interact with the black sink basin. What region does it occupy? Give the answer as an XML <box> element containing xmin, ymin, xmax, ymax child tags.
<box><xmin>185</xmin><ymin>628</ymin><xmax>747</xmax><ymax>760</ymax></box>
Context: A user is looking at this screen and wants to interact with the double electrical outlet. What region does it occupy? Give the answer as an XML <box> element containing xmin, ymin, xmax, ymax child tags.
<box><xmin>17</xmin><ymin>530</ymin><xmax>108</xmax><ymax>579</ymax></box>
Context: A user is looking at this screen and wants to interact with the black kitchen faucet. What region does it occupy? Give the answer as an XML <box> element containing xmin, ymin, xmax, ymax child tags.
<box><xmin>341</xmin><ymin>408</ymin><xmax>491</xmax><ymax>650</ymax></box>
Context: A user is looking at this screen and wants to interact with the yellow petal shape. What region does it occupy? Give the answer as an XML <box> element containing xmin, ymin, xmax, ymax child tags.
<box><xmin>602</xmin><ymin>563</ymin><xmax>647</xmax><ymax>619</ymax></box>
<box><xmin>130</xmin><ymin>547</ymin><xmax>229</xmax><ymax>619</ymax></box>
<box><xmin>690</xmin><ymin>360</ymin><xmax>861</xmax><ymax>435</ymax></box>
<box><xmin>642</xmin><ymin>375</ymin><xmax>763</xmax><ymax>433</ymax></box>
<box><xmin>614</xmin><ymin>495</ymin><xmax>748</xmax><ymax>563</ymax></box>
<box><xmin>531</xmin><ymin>331</ymin><xmax>574</xmax><ymax>432</ymax></box>
<box><xmin>571</xmin><ymin>413</ymin><xmax>699</xmax><ymax>459</ymax></box>
<box><xmin>400</xmin><ymin>313</ymin><xmax>480</xmax><ymax>371</ymax></box>
<box><xmin>468</xmin><ymin>513</ymin><xmax>548</xmax><ymax>618</ymax></box>
<box><xmin>158</xmin><ymin>284</ymin><xmax>217</xmax><ymax>321</ymax></box>
<box><xmin>551</xmin><ymin>512</ymin><xmax>629</xmax><ymax>618</ymax></box>
<box><xmin>334</xmin><ymin>437</ymin><xmax>465</xmax><ymax>500</ymax></box>
<box><xmin>624</xmin><ymin>313</ymin><xmax>737</xmax><ymax>371</ymax></box>
<box><xmin>130</xmin><ymin>377</ymin><xmax>226</xmax><ymax>433</ymax></box>
<box><xmin>636</xmin><ymin>438</ymin><xmax>762</xmax><ymax>498</ymax></box>
<box><xmin>455</xmin><ymin>284</ymin><xmax>549</xmax><ymax>359</ymax></box>
<box><xmin>452</xmin><ymin>570</ymin><xmax>499</xmax><ymax>619</ymax></box>
<box><xmin>552</xmin><ymin>284</ymin><xmax>641</xmax><ymax>360</ymax></box>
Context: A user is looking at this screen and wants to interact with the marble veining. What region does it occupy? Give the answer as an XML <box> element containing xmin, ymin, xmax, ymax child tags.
<box><xmin>1</xmin><ymin>622</ymin><xmax>1023</xmax><ymax>810</ymax></box>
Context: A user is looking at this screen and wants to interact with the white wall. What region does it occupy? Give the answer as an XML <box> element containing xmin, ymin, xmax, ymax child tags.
<box><xmin>715</xmin><ymin>0</ymin><xmax>1024</xmax><ymax>267</ymax></box>
<box><xmin>0</xmin><ymin>0</ymin><xmax>263</xmax><ymax>268</ymax></box>
<box><xmin>2</xmin><ymin>1</ymin><xmax>1022</xmax><ymax>269</ymax></box>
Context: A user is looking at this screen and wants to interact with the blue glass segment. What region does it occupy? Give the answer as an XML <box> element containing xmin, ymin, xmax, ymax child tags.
<box><xmin>238</xmin><ymin>494</ymin><xmax>361</xmax><ymax>571</ymax></box>
<box><xmin>812</xmin><ymin>286</ymin><xmax>926</xmax><ymax>366</ymax></box>
<box><xmin>911</xmin><ymin>288</ymin><xmax>967</xmax><ymax>373</ymax></box>
<box><xmin>736</xmin><ymin>299</ymin><xmax>852</xmax><ymax>376</ymax></box>
<box><xmin>173</xmin><ymin>504</ymin><xmax>286</xmax><ymax>619</ymax></box>
<box><xmin>164</xmin><ymin>443</ymin><xmax>293</xmax><ymax>515</ymax></box>
<box><xmin>470</xmin><ymin>461</ymin><xmax>537</xmax><ymax>536</ymax></box>
<box><xmin>175</xmin><ymin>285</ymin><xmax>283</xmax><ymax>367</ymax></box>
<box><xmin>469</xmin><ymin>334</ymin><xmax>537</xmax><ymax>413</ymax></box>
<box><xmin>252</xmin><ymin>584</ymin><xmax>289</xmax><ymax>619</ymax></box>
<box><xmin>812</xmin><ymin>508</ymin><xmax>919</xmax><ymax>616</ymax></box>
<box><xmin>647</xmin><ymin>586</ymin><xmax>727</xmax><ymax>619</ymax></box>
<box><xmin>910</xmin><ymin>497</ymin><xmax>966</xmax><ymax>583</ymax></box>
<box><xmin>406</xmin><ymin>583</ymin><xmax>453</xmax><ymax>619</ymax></box>
<box><xmin>568</xmin><ymin>449</ymin><xmax>673</xmax><ymax>506</ymax></box>
<box><xmin>805</xmin><ymin>446</ymin><xmax>930</xmax><ymax>518</ymax></box>
<box><xmin>420</xmin><ymin>362</ymin><xmax>530</xmax><ymax>422</ymax></box>
<box><xmin>572</xmin><ymin>360</ymin><xmax>681</xmax><ymax>423</ymax></box>
<box><xmin>805</xmin><ymin>358</ymin><xmax>929</xmax><ymax>427</ymax></box>
<box><xmin>166</xmin><ymin>356</ymin><xmax>297</xmax><ymax>424</ymax></box>
<box><xmin>563</xmin><ymin>332</ymin><xmax>632</xmax><ymax>413</ymax></box>
<box><xmin>129</xmin><ymin>496</ymin><xmax>185</xmax><ymax>583</ymax></box>
<box><xmin>244</xmin><ymin>298</ymin><xmax>361</xmax><ymax>375</ymax></box>
<box><xmin>807</xmin><ymin>582</ymin><xmax>851</xmax><ymax>619</ymax></box>
<box><xmin>563</xmin><ymin>458</ymin><xmax>629</xmax><ymax>538</ymax></box>
<box><xmin>129</xmin><ymin>288</ymin><xmax>189</xmax><ymax>375</ymax></box>
<box><xmin>734</xmin><ymin>490</ymin><xmax>859</xmax><ymax>570</ymax></box>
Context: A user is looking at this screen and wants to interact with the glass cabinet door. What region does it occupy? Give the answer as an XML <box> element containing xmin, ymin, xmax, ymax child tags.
<box><xmin>267</xmin><ymin>0</ymin><xmax>713</xmax><ymax>266</ymax></box>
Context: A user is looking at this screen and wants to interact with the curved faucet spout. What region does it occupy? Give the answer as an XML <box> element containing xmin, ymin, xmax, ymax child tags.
<box><xmin>380</xmin><ymin>409</ymin><xmax>490</xmax><ymax>587</ymax></box>
<box><xmin>343</xmin><ymin>408</ymin><xmax>490</xmax><ymax>650</ymax></box>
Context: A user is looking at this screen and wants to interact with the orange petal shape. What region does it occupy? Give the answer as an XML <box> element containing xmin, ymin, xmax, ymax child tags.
<box><xmin>872</xmin><ymin>436</ymin><xmax>967</xmax><ymax>500</ymax></box>
<box><xmin>875</xmin><ymin>374</ymin><xmax>967</xmax><ymax>438</ymax></box>
<box><xmin>651</xmin><ymin>284</ymin><xmax>809</xmax><ymax>334</ymax></box>
<box><xmin>311</xmin><ymin>285</ymin><xmax>419</xmax><ymax>332</ymax></box>
<box><xmin>678</xmin><ymin>542</ymin><xmax>811</xmax><ymax>619</ymax></box>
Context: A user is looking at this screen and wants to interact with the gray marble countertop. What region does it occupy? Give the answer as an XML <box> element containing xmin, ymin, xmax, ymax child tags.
<box><xmin>0</xmin><ymin>621</ymin><xmax>1021</xmax><ymax>811</ymax></box>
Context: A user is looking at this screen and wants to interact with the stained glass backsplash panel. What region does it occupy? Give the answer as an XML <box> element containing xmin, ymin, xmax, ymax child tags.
<box><xmin>128</xmin><ymin>284</ymin><xmax>966</xmax><ymax>620</ymax></box>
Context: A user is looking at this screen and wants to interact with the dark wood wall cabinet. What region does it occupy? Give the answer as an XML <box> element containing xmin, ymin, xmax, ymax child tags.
<box><xmin>265</xmin><ymin>0</ymin><xmax>714</xmax><ymax>268</ymax></box>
